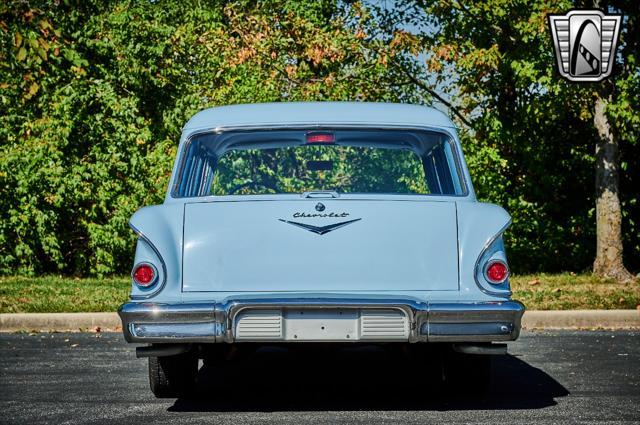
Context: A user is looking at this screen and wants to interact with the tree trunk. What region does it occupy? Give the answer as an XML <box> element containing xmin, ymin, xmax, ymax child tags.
<box><xmin>592</xmin><ymin>96</ymin><xmax>634</xmax><ymax>282</ymax></box>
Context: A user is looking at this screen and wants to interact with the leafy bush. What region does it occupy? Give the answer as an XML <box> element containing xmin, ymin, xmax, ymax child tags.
<box><xmin>1</xmin><ymin>0</ymin><xmax>638</xmax><ymax>277</ymax></box>
<box><xmin>0</xmin><ymin>0</ymin><xmax>413</xmax><ymax>275</ymax></box>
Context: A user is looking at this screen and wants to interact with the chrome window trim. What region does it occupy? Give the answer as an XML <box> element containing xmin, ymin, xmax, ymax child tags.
<box><xmin>170</xmin><ymin>124</ymin><xmax>470</xmax><ymax>199</ymax></box>
<box><xmin>168</xmin><ymin>192</ymin><xmax>470</xmax><ymax>204</ymax></box>
<box><xmin>129</xmin><ymin>223</ymin><xmax>168</xmax><ymax>300</ymax></box>
<box><xmin>473</xmin><ymin>220</ymin><xmax>513</xmax><ymax>297</ymax></box>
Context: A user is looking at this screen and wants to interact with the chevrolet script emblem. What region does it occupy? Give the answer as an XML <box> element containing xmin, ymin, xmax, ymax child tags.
<box><xmin>549</xmin><ymin>10</ymin><xmax>621</xmax><ymax>82</ymax></box>
<box><xmin>278</xmin><ymin>218</ymin><xmax>361</xmax><ymax>235</ymax></box>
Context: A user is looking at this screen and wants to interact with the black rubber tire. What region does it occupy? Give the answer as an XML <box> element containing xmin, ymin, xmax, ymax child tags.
<box><xmin>442</xmin><ymin>348</ymin><xmax>492</xmax><ymax>397</ymax></box>
<box><xmin>148</xmin><ymin>353</ymin><xmax>199</xmax><ymax>398</ymax></box>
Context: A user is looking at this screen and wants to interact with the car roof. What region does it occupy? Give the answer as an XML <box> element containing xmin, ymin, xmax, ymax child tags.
<box><xmin>183</xmin><ymin>102</ymin><xmax>456</xmax><ymax>132</ymax></box>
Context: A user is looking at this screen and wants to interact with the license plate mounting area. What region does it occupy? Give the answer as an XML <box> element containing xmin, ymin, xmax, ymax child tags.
<box><xmin>234</xmin><ymin>308</ymin><xmax>409</xmax><ymax>342</ymax></box>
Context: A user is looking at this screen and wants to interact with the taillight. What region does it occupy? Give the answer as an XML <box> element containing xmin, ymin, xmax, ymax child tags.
<box><xmin>485</xmin><ymin>260</ymin><xmax>509</xmax><ymax>284</ymax></box>
<box><xmin>132</xmin><ymin>263</ymin><xmax>157</xmax><ymax>287</ymax></box>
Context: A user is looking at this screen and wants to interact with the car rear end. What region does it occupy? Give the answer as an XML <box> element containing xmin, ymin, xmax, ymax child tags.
<box><xmin>118</xmin><ymin>103</ymin><xmax>524</xmax><ymax>397</ymax></box>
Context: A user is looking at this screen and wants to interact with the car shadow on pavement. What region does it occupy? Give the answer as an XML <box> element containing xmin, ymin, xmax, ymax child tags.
<box><xmin>168</xmin><ymin>345</ymin><xmax>569</xmax><ymax>412</ymax></box>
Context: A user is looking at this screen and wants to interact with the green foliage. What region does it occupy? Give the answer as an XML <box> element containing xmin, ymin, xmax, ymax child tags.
<box><xmin>0</xmin><ymin>0</ymin><xmax>638</xmax><ymax>276</ymax></box>
<box><xmin>378</xmin><ymin>0</ymin><xmax>640</xmax><ymax>273</ymax></box>
<box><xmin>0</xmin><ymin>0</ymin><xmax>412</xmax><ymax>276</ymax></box>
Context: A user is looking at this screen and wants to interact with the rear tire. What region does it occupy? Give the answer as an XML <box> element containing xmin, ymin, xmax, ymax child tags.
<box><xmin>148</xmin><ymin>352</ymin><xmax>199</xmax><ymax>398</ymax></box>
<box><xmin>442</xmin><ymin>347</ymin><xmax>492</xmax><ymax>397</ymax></box>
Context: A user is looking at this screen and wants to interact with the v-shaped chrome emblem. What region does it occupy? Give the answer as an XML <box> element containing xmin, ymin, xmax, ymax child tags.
<box><xmin>278</xmin><ymin>218</ymin><xmax>361</xmax><ymax>235</ymax></box>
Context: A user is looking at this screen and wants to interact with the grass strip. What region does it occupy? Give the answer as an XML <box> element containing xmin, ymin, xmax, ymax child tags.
<box><xmin>511</xmin><ymin>273</ymin><xmax>640</xmax><ymax>310</ymax></box>
<box><xmin>0</xmin><ymin>276</ymin><xmax>129</xmax><ymax>313</ymax></box>
<box><xmin>0</xmin><ymin>274</ymin><xmax>638</xmax><ymax>313</ymax></box>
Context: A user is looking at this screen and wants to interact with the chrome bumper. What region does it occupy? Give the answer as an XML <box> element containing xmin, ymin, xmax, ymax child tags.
<box><xmin>118</xmin><ymin>298</ymin><xmax>525</xmax><ymax>344</ymax></box>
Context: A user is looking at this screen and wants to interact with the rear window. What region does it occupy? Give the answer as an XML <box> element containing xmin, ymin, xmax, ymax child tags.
<box><xmin>173</xmin><ymin>129</ymin><xmax>465</xmax><ymax>197</ymax></box>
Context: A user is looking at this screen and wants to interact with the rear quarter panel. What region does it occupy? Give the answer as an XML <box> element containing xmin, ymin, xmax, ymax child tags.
<box><xmin>129</xmin><ymin>203</ymin><xmax>184</xmax><ymax>302</ymax></box>
<box><xmin>456</xmin><ymin>201</ymin><xmax>512</xmax><ymax>301</ymax></box>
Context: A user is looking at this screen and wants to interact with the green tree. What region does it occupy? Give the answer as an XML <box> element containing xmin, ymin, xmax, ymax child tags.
<box><xmin>0</xmin><ymin>0</ymin><xmax>414</xmax><ymax>275</ymax></box>
<box><xmin>378</xmin><ymin>0</ymin><xmax>639</xmax><ymax>279</ymax></box>
<box><xmin>2</xmin><ymin>0</ymin><xmax>638</xmax><ymax>279</ymax></box>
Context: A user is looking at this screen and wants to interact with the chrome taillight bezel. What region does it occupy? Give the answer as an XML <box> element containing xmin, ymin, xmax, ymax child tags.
<box><xmin>131</xmin><ymin>262</ymin><xmax>159</xmax><ymax>288</ymax></box>
<box><xmin>484</xmin><ymin>259</ymin><xmax>510</xmax><ymax>285</ymax></box>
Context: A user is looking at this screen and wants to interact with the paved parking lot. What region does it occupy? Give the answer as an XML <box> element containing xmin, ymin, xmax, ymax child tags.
<box><xmin>1</xmin><ymin>330</ymin><xmax>638</xmax><ymax>424</ymax></box>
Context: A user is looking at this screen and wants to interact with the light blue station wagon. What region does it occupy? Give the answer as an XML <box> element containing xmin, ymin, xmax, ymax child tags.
<box><xmin>118</xmin><ymin>102</ymin><xmax>525</xmax><ymax>397</ymax></box>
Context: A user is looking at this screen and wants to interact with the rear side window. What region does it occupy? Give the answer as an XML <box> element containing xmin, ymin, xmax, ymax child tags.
<box><xmin>173</xmin><ymin>129</ymin><xmax>466</xmax><ymax>197</ymax></box>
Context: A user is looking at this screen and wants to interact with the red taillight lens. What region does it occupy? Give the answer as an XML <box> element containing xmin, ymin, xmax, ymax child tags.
<box><xmin>486</xmin><ymin>261</ymin><xmax>509</xmax><ymax>284</ymax></box>
<box><xmin>306</xmin><ymin>132</ymin><xmax>335</xmax><ymax>144</ymax></box>
<box><xmin>132</xmin><ymin>263</ymin><xmax>156</xmax><ymax>287</ymax></box>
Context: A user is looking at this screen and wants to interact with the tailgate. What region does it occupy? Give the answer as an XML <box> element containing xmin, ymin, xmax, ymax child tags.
<box><xmin>182</xmin><ymin>200</ymin><xmax>458</xmax><ymax>292</ymax></box>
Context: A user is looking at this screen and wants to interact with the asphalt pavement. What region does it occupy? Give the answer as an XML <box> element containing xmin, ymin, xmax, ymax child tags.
<box><xmin>1</xmin><ymin>330</ymin><xmax>638</xmax><ymax>424</ymax></box>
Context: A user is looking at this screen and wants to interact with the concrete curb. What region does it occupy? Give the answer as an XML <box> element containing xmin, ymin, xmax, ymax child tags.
<box><xmin>1</xmin><ymin>310</ymin><xmax>639</xmax><ymax>332</ymax></box>
<box><xmin>522</xmin><ymin>309</ymin><xmax>640</xmax><ymax>330</ymax></box>
<box><xmin>0</xmin><ymin>312</ymin><xmax>121</xmax><ymax>332</ymax></box>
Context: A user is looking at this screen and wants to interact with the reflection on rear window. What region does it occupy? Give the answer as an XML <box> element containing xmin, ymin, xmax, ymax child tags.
<box><xmin>173</xmin><ymin>129</ymin><xmax>465</xmax><ymax>197</ymax></box>
<box><xmin>213</xmin><ymin>146</ymin><xmax>427</xmax><ymax>195</ymax></box>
